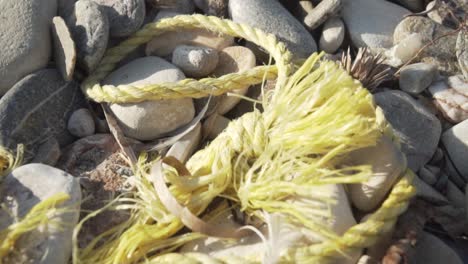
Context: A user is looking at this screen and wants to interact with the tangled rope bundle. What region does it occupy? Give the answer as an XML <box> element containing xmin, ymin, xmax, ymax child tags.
<box><xmin>4</xmin><ymin>15</ymin><xmax>418</xmax><ymax>264</ymax></box>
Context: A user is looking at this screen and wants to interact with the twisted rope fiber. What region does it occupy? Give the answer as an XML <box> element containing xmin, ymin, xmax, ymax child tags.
<box><xmin>78</xmin><ymin>14</ymin><xmax>416</xmax><ymax>263</ymax></box>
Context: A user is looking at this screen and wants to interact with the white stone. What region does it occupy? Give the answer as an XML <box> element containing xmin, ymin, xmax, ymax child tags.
<box><xmin>387</xmin><ymin>33</ymin><xmax>425</xmax><ymax>67</ymax></box>
<box><xmin>319</xmin><ymin>17</ymin><xmax>345</xmax><ymax>54</ymax></box>
<box><xmin>442</xmin><ymin>119</ymin><xmax>468</xmax><ymax>178</ymax></box>
<box><xmin>67</xmin><ymin>108</ymin><xmax>96</xmax><ymax>138</ymax></box>
<box><xmin>347</xmin><ymin>136</ymin><xmax>406</xmax><ymax>212</ymax></box>
<box><xmin>104</xmin><ymin>57</ymin><xmax>195</xmax><ymax>140</ymax></box>
<box><xmin>342</xmin><ymin>0</ymin><xmax>410</xmax><ymax>50</ymax></box>
<box><xmin>172</xmin><ymin>45</ymin><xmax>219</xmax><ymax>77</ymax></box>
<box><xmin>166</xmin><ymin>123</ymin><xmax>201</xmax><ymax>163</ymax></box>
<box><xmin>399</xmin><ymin>63</ymin><xmax>438</xmax><ymax>94</ymax></box>
<box><xmin>429</xmin><ymin>79</ymin><xmax>468</xmax><ymax>123</ymax></box>
<box><xmin>212</xmin><ymin>46</ymin><xmax>257</xmax><ymax>115</ymax></box>
<box><xmin>0</xmin><ymin>164</ymin><xmax>81</xmax><ymax>264</ymax></box>
<box><xmin>0</xmin><ymin>0</ymin><xmax>57</xmax><ymax>95</ymax></box>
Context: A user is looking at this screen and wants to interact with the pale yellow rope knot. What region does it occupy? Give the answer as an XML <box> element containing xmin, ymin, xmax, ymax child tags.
<box><xmin>75</xmin><ymin>14</ymin><xmax>416</xmax><ymax>264</ymax></box>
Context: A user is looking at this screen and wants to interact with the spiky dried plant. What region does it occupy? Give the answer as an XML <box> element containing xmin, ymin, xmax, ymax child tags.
<box><xmin>340</xmin><ymin>47</ymin><xmax>393</xmax><ymax>92</ymax></box>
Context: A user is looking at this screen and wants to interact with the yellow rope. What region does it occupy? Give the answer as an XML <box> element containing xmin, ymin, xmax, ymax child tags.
<box><xmin>78</xmin><ymin>14</ymin><xmax>416</xmax><ymax>263</ymax></box>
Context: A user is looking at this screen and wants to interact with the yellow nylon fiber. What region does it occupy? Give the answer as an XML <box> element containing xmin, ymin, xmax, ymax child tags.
<box><xmin>76</xmin><ymin>14</ymin><xmax>416</xmax><ymax>264</ymax></box>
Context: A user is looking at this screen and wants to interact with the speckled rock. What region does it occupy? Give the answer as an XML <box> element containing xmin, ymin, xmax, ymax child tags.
<box><xmin>92</xmin><ymin>0</ymin><xmax>145</xmax><ymax>37</ymax></box>
<box><xmin>399</xmin><ymin>63</ymin><xmax>438</xmax><ymax>94</ymax></box>
<box><xmin>304</xmin><ymin>0</ymin><xmax>341</xmax><ymax>31</ymax></box>
<box><xmin>0</xmin><ymin>0</ymin><xmax>57</xmax><ymax>95</ymax></box>
<box><xmin>228</xmin><ymin>0</ymin><xmax>317</xmax><ymax>58</ymax></box>
<box><xmin>67</xmin><ymin>108</ymin><xmax>96</xmax><ymax>138</ymax></box>
<box><xmin>0</xmin><ymin>69</ymin><xmax>87</xmax><ymax>162</ymax></box>
<box><xmin>319</xmin><ymin>17</ymin><xmax>345</xmax><ymax>54</ymax></box>
<box><xmin>212</xmin><ymin>46</ymin><xmax>257</xmax><ymax>115</ymax></box>
<box><xmin>394</xmin><ymin>16</ymin><xmax>459</xmax><ymax>75</ymax></box>
<box><xmin>172</xmin><ymin>45</ymin><xmax>219</xmax><ymax>77</ymax></box>
<box><xmin>52</xmin><ymin>16</ymin><xmax>76</xmax><ymax>80</ymax></box>
<box><xmin>66</xmin><ymin>0</ymin><xmax>110</xmax><ymax>73</ymax></box>
<box><xmin>374</xmin><ymin>90</ymin><xmax>441</xmax><ymax>171</ymax></box>
<box><xmin>0</xmin><ymin>164</ymin><xmax>81</xmax><ymax>264</ymax></box>
<box><xmin>104</xmin><ymin>57</ymin><xmax>195</xmax><ymax>140</ymax></box>
<box><xmin>429</xmin><ymin>78</ymin><xmax>468</xmax><ymax>123</ymax></box>
<box><xmin>342</xmin><ymin>0</ymin><xmax>410</xmax><ymax>50</ymax></box>
<box><xmin>456</xmin><ymin>29</ymin><xmax>468</xmax><ymax>80</ymax></box>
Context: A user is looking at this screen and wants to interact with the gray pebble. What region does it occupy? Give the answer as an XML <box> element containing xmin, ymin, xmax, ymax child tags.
<box><xmin>399</xmin><ymin>63</ymin><xmax>438</xmax><ymax>94</ymax></box>
<box><xmin>52</xmin><ymin>16</ymin><xmax>77</xmax><ymax>81</ymax></box>
<box><xmin>163</xmin><ymin>0</ymin><xmax>195</xmax><ymax>14</ymax></box>
<box><xmin>442</xmin><ymin>119</ymin><xmax>468</xmax><ymax>179</ymax></box>
<box><xmin>68</xmin><ymin>108</ymin><xmax>96</xmax><ymax>137</ymax></box>
<box><xmin>228</xmin><ymin>0</ymin><xmax>317</xmax><ymax>59</ymax></box>
<box><xmin>0</xmin><ymin>164</ymin><xmax>81</xmax><ymax>264</ymax></box>
<box><xmin>319</xmin><ymin>17</ymin><xmax>345</xmax><ymax>54</ymax></box>
<box><xmin>456</xmin><ymin>29</ymin><xmax>468</xmax><ymax>80</ymax></box>
<box><xmin>92</xmin><ymin>0</ymin><xmax>145</xmax><ymax>37</ymax></box>
<box><xmin>172</xmin><ymin>45</ymin><xmax>219</xmax><ymax>77</ymax></box>
<box><xmin>375</xmin><ymin>90</ymin><xmax>441</xmax><ymax>171</ymax></box>
<box><xmin>66</xmin><ymin>0</ymin><xmax>110</xmax><ymax>73</ymax></box>
<box><xmin>0</xmin><ymin>0</ymin><xmax>57</xmax><ymax>95</ymax></box>
<box><xmin>304</xmin><ymin>0</ymin><xmax>342</xmax><ymax>31</ymax></box>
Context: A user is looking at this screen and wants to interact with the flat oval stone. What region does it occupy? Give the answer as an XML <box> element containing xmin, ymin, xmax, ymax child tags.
<box><xmin>228</xmin><ymin>0</ymin><xmax>317</xmax><ymax>59</ymax></box>
<box><xmin>52</xmin><ymin>16</ymin><xmax>76</xmax><ymax>80</ymax></box>
<box><xmin>374</xmin><ymin>90</ymin><xmax>441</xmax><ymax>171</ymax></box>
<box><xmin>342</xmin><ymin>0</ymin><xmax>409</xmax><ymax>50</ymax></box>
<box><xmin>66</xmin><ymin>0</ymin><xmax>110</xmax><ymax>73</ymax></box>
<box><xmin>92</xmin><ymin>0</ymin><xmax>145</xmax><ymax>37</ymax></box>
<box><xmin>304</xmin><ymin>0</ymin><xmax>342</xmax><ymax>31</ymax></box>
<box><xmin>104</xmin><ymin>57</ymin><xmax>195</xmax><ymax>140</ymax></box>
<box><xmin>0</xmin><ymin>69</ymin><xmax>87</xmax><ymax>162</ymax></box>
<box><xmin>0</xmin><ymin>0</ymin><xmax>57</xmax><ymax>95</ymax></box>
<box><xmin>319</xmin><ymin>17</ymin><xmax>345</xmax><ymax>54</ymax></box>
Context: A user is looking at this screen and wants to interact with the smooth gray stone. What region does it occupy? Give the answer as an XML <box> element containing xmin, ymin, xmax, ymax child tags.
<box><xmin>342</xmin><ymin>0</ymin><xmax>410</xmax><ymax>50</ymax></box>
<box><xmin>0</xmin><ymin>0</ymin><xmax>57</xmax><ymax>95</ymax></box>
<box><xmin>374</xmin><ymin>90</ymin><xmax>441</xmax><ymax>171</ymax></box>
<box><xmin>228</xmin><ymin>0</ymin><xmax>317</xmax><ymax>58</ymax></box>
<box><xmin>0</xmin><ymin>164</ymin><xmax>81</xmax><ymax>264</ymax></box>
<box><xmin>442</xmin><ymin>119</ymin><xmax>468</xmax><ymax>179</ymax></box>
<box><xmin>399</xmin><ymin>63</ymin><xmax>438</xmax><ymax>94</ymax></box>
<box><xmin>92</xmin><ymin>0</ymin><xmax>145</xmax><ymax>37</ymax></box>
<box><xmin>0</xmin><ymin>69</ymin><xmax>87</xmax><ymax>162</ymax></box>
<box><xmin>65</xmin><ymin>0</ymin><xmax>110</xmax><ymax>73</ymax></box>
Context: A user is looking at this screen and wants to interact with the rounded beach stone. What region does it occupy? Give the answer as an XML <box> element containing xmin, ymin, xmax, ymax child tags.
<box><xmin>52</xmin><ymin>16</ymin><xmax>76</xmax><ymax>81</ymax></box>
<box><xmin>0</xmin><ymin>0</ymin><xmax>57</xmax><ymax>95</ymax></box>
<box><xmin>212</xmin><ymin>46</ymin><xmax>257</xmax><ymax>114</ymax></box>
<box><xmin>92</xmin><ymin>0</ymin><xmax>145</xmax><ymax>37</ymax></box>
<box><xmin>374</xmin><ymin>90</ymin><xmax>441</xmax><ymax>171</ymax></box>
<box><xmin>442</xmin><ymin>119</ymin><xmax>468</xmax><ymax>178</ymax></box>
<box><xmin>399</xmin><ymin>62</ymin><xmax>438</xmax><ymax>94</ymax></box>
<box><xmin>319</xmin><ymin>17</ymin><xmax>345</xmax><ymax>54</ymax></box>
<box><xmin>166</xmin><ymin>123</ymin><xmax>201</xmax><ymax>163</ymax></box>
<box><xmin>66</xmin><ymin>0</ymin><xmax>110</xmax><ymax>73</ymax></box>
<box><xmin>68</xmin><ymin>108</ymin><xmax>96</xmax><ymax>138</ymax></box>
<box><xmin>104</xmin><ymin>57</ymin><xmax>195</xmax><ymax>140</ymax></box>
<box><xmin>342</xmin><ymin>0</ymin><xmax>410</xmax><ymax>50</ymax></box>
<box><xmin>172</xmin><ymin>45</ymin><xmax>219</xmax><ymax>77</ymax></box>
<box><xmin>228</xmin><ymin>0</ymin><xmax>317</xmax><ymax>59</ymax></box>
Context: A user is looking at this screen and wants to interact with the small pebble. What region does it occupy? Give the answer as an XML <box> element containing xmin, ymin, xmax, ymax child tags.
<box><xmin>442</xmin><ymin>119</ymin><xmax>468</xmax><ymax>179</ymax></box>
<box><xmin>32</xmin><ymin>138</ymin><xmax>62</xmax><ymax>166</ymax></box>
<box><xmin>294</xmin><ymin>1</ymin><xmax>314</xmax><ymax>24</ymax></box>
<box><xmin>172</xmin><ymin>45</ymin><xmax>219</xmax><ymax>78</ymax></box>
<box><xmin>68</xmin><ymin>108</ymin><xmax>96</xmax><ymax>138</ymax></box>
<box><xmin>92</xmin><ymin>0</ymin><xmax>145</xmax><ymax>37</ymax></box>
<box><xmin>399</xmin><ymin>62</ymin><xmax>438</xmax><ymax>94</ymax></box>
<box><xmin>319</xmin><ymin>17</ymin><xmax>345</xmax><ymax>54</ymax></box>
<box><xmin>52</xmin><ymin>16</ymin><xmax>77</xmax><ymax>81</ymax></box>
<box><xmin>203</xmin><ymin>113</ymin><xmax>230</xmax><ymax>140</ymax></box>
<box><xmin>429</xmin><ymin>79</ymin><xmax>468</xmax><ymax>123</ymax></box>
<box><xmin>304</xmin><ymin>0</ymin><xmax>342</xmax><ymax>31</ymax></box>
<box><xmin>386</xmin><ymin>33</ymin><xmax>424</xmax><ymax>67</ymax></box>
